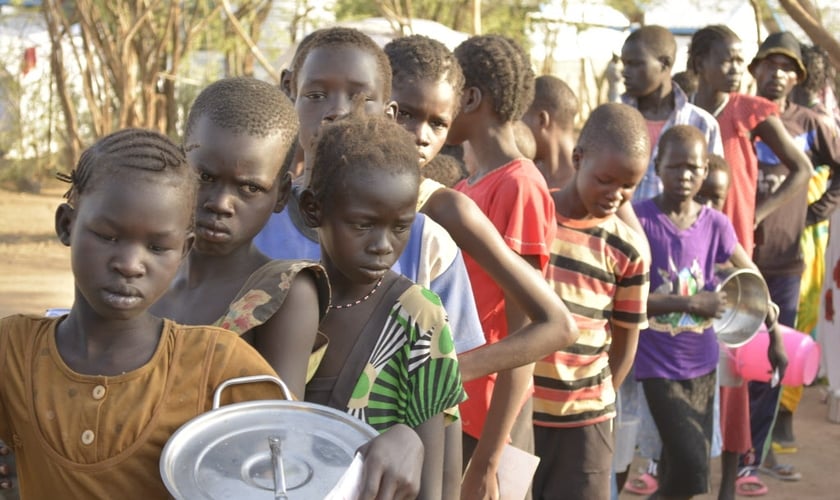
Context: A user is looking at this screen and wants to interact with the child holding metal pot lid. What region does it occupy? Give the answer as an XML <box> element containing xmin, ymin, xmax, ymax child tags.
<box><xmin>0</xmin><ymin>129</ymin><xmax>288</xmax><ymax>498</ymax></box>
<box><xmin>301</xmin><ymin>110</ymin><xmax>466</xmax><ymax>500</ymax></box>
<box><xmin>631</xmin><ymin>126</ymin><xmax>778</xmax><ymax>499</ymax></box>
<box><xmin>152</xmin><ymin>77</ymin><xmax>330</xmax><ymax>399</ymax></box>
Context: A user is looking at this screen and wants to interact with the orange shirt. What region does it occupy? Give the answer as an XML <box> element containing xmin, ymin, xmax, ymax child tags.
<box><xmin>0</xmin><ymin>315</ymin><xmax>284</xmax><ymax>498</ymax></box>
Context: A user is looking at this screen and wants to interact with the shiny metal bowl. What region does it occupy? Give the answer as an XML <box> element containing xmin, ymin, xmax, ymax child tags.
<box><xmin>713</xmin><ymin>267</ymin><xmax>770</xmax><ymax>347</ymax></box>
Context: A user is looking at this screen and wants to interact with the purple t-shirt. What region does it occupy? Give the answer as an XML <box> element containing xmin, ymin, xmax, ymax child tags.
<box><xmin>633</xmin><ymin>199</ymin><xmax>737</xmax><ymax>380</ymax></box>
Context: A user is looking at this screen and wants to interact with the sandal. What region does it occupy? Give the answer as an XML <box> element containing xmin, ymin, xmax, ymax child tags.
<box><xmin>770</xmin><ymin>441</ymin><xmax>798</xmax><ymax>454</ymax></box>
<box><xmin>758</xmin><ymin>463</ymin><xmax>802</xmax><ymax>482</ymax></box>
<box><xmin>735</xmin><ymin>474</ymin><xmax>769</xmax><ymax>497</ymax></box>
<box><xmin>624</xmin><ymin>472</ymin><xmax>658</xmax><ymax>496</ymax></box>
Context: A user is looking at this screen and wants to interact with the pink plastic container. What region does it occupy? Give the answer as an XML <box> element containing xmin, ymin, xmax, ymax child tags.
<box><xmin>733</xmin><ymin>324</ymin><xmax>821</xmax><ymax>386</ymax></box>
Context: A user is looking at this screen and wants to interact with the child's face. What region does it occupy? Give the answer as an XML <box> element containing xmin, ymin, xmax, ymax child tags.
<box><xmin>295</xmin><ymin>46</ymin><xmax>394</xmax><ymax>155</ymax></box>
<box><xmin>752</xmin><ymin>54</ymin><xmax>800</xmax><ymax>102</ymax></box>
<box><xmin>655</xmin><ymin>139</ymin><xmax>708</xmax><ymax>202</ymax></box>
<box><xmin>621</xmin><ymin>41</ymin><xmax>669</xmax><ymax>98</ymax></box>
<box><xmin>58</xmin><ymin>175</ymin><xmax>193</xmax><ymax>320</ymax></box>
<box><xmin>573</xmin><ymin>147</ymin><xmax>647</xmax><ymax>218</ymax></box>
<box><xmin>186</xmin><ymin>116</ymin><xmax>290</xmax><ymax>256</ymax></box>
<box><xmin>696</xmin><ymin>169</ymin><xmax>730</xmax><ymax>211</ymax></box>
<box><xmin>316</xmin><ymin>171</ymin><xmax>417</xmax><ymax>285</ymax></box>
<box><xmin>697</xmin><ymin>38</ymin><xmax>745</xmax><ymax>93</ymax></box>
<box><xmin>392</xmin><ymin>77</ymin><xmax>457</xmax><ymax>168</ymax></box>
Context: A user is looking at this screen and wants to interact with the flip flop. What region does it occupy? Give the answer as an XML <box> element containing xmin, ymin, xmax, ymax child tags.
<box><xmin>758</xmin><ymin>463</ymin><xmax>802</xmax><ymax>482</ymax></box>
<box><xmin>735</xmin><ymin>475</ymin><xmax>769</xmax><ymax>496</ymax></box>
<box><xmin>623</xmin><ymin>472</ymin><xmax>658</xmax><ymax>495</ymax></box>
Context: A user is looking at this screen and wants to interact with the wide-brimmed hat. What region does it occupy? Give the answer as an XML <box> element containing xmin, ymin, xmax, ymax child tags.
<box><xmin>748</xmin><ymin>31</ymin><xmax>807</xmax><ymax>80</ymax></box>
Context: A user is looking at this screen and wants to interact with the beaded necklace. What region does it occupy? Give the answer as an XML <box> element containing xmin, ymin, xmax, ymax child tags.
<box><xmin>330</xmin><ymin>276</ymin><xmax>384</xmax><ymax>310</ymax></box>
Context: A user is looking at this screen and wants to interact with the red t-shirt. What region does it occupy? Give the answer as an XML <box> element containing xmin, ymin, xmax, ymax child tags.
<box><xmin>454</xmin><ymin>158</ymin><xmax>556</xmax><ymax>438</ymax></box>
<box><xmin>717</xmin><ymin>93</ymin><xmax>778</xmax><ymax>256</ymax></box>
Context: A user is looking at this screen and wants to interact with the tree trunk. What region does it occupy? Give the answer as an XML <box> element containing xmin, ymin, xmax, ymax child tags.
<box><xmin>778</xmin><ymin>0</ymin><xmax>840</xmax><ymax>70</ymax></box>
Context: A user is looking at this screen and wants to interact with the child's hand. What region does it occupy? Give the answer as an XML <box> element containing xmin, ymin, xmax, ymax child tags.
<box><xmin>765</xmin><ymin>301</ymin><xmax>780</xmax><ymax>329</ymax></box>
<box><xmin>767</xmin><ymin>321</ymin><xmax>789</xmax><ymax>383</ymax></box>
<box><xmin>0</xmin><ymin>442</ymin><xmax>12</xmax><ymax>490</ymax></box>
<box><xmin>461</xmin><ymin>456</ymin><xmax>500</xmax><ymax>500</ymax></box>
<box><xmin>688</xmin><ymin>290</ymin><xmax>728</xmax><ymax>318</ymax></box>
<box><xmin>355</xmin><ymin>424</ymin><xmax>423</xmax><ymax>500</ymax></box>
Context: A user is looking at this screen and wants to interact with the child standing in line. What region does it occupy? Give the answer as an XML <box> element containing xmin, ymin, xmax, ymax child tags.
<box><xmin>447</xmin><ymin>34</ymin><xmax>555</xmax><ymax>498</ymax></box>
<box><xmin>521</xmin><ymin>75</ymin><xmax>579</xmax><ymax>191</ymax></box>
<box><xmin>688</xmin><ymin>25</ymin><xmax>810</xmax><ymax>498</ymax></box>
<box><xmin>534</xmin><ymin>103</ymin><xmax>651</xmax><ymax>499</ymax></box>
<box><xmin>253</xmin><ymin>27</ymin><xmax>487</xmax><ymax>366</ymax></box>
<box><xmin>300</xmin><ymin>112</ymin><xmax>466</xmax><ymax>500</ymax></box>
<box><xmin>633</xmin><ymin>125</ymin><xmax>759</xmax><ymax>500</ymax></box>
<box><xmin>152</xmin><ymin>78</ymin><xmax>328</xmax><ymax>397</ymax></box>
<box><xmin>695</xmin><ymin>154</ymin><xmax>731</xmax><ymax>211</ymax></box>
<box><xmin>0</xmin><ymin>129</ymin><xmax>286</xmax><ymax>498</ymax></box>
<box><xmin>620</xmin><ymin>24</ymin><xmax>723</xmax><ymax>202</ymax></box>
<box><xmin>385</xmin><ymin>34</ymin><xmax>580</xmax><ymax>498</ymax></box>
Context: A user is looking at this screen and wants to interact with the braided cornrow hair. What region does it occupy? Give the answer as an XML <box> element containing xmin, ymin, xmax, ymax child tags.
<box><xmin>290</xmin><ymin>27</ymin><xmax>392</xmax><ymax>100</ymax></box>
<box><xmin>687</xmin><ymin>25</ymin><xmax>740</xmax><ymax>75</ymax></box>
<box><xmin>308</xmin><ymin>107</ymin><xmax>418</xmax><ymax>208</ymax></box>
<box><xmin>454</xmin><ymin>34</ymin><xmax>535</xmax><ymax>122</ymax></box>
<box><xmin>385</xmin><ymin>35</ymin><xmax>465</xmax><ymax>112</ymax></box>
<box><xmin>58</xmin><ymin>129</ymin><xmax>196</xmax><ymax>212</ymax></box>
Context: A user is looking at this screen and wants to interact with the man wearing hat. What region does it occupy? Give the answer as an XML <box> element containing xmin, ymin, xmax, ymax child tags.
<box><xmin>744</xmin><ymin>30</ymin><xmax>840</xmax><ymax>488</ymax></box>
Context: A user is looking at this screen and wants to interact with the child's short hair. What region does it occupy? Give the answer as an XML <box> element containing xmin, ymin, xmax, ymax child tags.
<box><xmin>672</xmin><ymin>71</ymin><xmax>699</xmax><ymax>95</ymax></box>
<box><xmin>290</xmin><ymin>27</ymin><xmax>392</xmax><ymax>100</ymax></box>
<box><xmin>60</xmin><ymin>129</ymin><xmax>197</xmax><ymax>213</ymax></box>
<box><xmin>624</xmin><ymin>25</ymin><xmax>676</xmax><ymax>68</ymax></box>
<box><xmin>184</xmin><ymin>77</ymin><xmax>299</xmax><ymax>178</ymax></box>
<box><xmin>454</xmin><ymin>34</ymin><xmax>535</xmax><ymax>122</ymax></box>
<box><xmin>707</xmin><ymin>153</ymin><xmax>730</xmax><ymax>176</ymax></box>
<box><xmin>308</xmin><ymin>111</ymin><xmax>419</xmax><ymax>205</ymax></box>
<box><xmin>423</xmin><ymin>153</ymin><xmax>468</xmax><ymax>188</ymax></box>
<box><xmin>687</xmin><ymin>25</ymin><xmax>740</xmax><ymax>74</ymax></box>
<box><xmin>577</xmin><ymin>103</ymin><xmax>649</xmax><ymax>160</ymax></box>
<box><xmin>656</xmin><ymin>125</ymin><xmax>708</xmax><ymax>162</ymax></box>
<box><xmin>532</xmin><ymin>75</ymin><xmax>578</xmax><ymax>129</ymax></box>
<box><xmin>385</xmin><ymin>35</ymin><xmax>465</xmax><ymax>108</ymax></box>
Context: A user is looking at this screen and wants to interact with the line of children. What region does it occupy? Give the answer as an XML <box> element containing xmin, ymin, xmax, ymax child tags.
<box><xmin>0</xmin><ymin>129</ymin><xmax>289</xmax><ymax>497</ymax></box>
<box><xmin>534</xmin><ymin>102</ymin><xmax>651</xmax><ymax>500</ymax></box>
<box><xmin>384</xmin><ymin>34</ymin><xmax>581</xmax><ymax>498</ymax></box>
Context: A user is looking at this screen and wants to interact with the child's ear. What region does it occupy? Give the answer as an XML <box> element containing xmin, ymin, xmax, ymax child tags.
<box><xmin>280</xmin><ymin>69</ymin><xmax>294</xmax><ymax>100</ymax></box>
<box><xmin>461</xmin><ymin>87</ymin><xmax>482</xmax><ymax>115</ymax></box>
<box><xmin>538</xmin><ymin>110</ymin><xmax>551</xmax><ymax>130</ymax></box>
<box><xmin>384</xmin><ymin>100</ymin><xmax>397</xmax><ymax>120</ymax></box>
<box><xmin>54</xmin><ymin>203</ymin><xmax>75</xmax><ymax>246</ymax></box>
<box><xmin>572</xmin><ymin>146</ymin><xmax>584</xmax><ymax>171</ymax></box>
<box><xmin>274</xmin><ymin>172</ymin><xmax>293</xmax><ymax>213</ymax></box>
<box><xmin>298</xmin><ymin>188</ymin><xmax>322</xmax><ymax>228</ymax></box>
<box><xmin>181</xmin><ymin>232</ymin><xmax>195</xmax><ymax>259</ymax></box>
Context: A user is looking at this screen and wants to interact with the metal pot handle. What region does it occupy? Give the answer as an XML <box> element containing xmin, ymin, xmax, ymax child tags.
<box><xmin>212</xmin><ymin>375</ymin><xmax>293</xmax><ymax>409</ymax></box>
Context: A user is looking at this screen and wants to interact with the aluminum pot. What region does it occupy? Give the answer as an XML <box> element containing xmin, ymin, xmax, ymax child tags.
<box><xmin>160</xmin><ymin>375</ymin><xmax>377</xmax><ymax>499</ymax></box>
<box><xmin>713</xmin><ymin>267</ymin><xmax>770</xmax><ymax>347</ymax></box>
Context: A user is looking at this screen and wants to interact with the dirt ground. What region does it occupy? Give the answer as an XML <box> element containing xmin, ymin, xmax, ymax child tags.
<box><xmin>0</xmin><ymin>187</ymin><xmax>838</xmax><ymax>499</ymax></box>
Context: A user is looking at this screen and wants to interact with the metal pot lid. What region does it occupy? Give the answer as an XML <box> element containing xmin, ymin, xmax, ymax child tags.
<box><xmin>160</xmin><ymin>376</ymin><xmax>377</xmax><ymax>499</ymax></box>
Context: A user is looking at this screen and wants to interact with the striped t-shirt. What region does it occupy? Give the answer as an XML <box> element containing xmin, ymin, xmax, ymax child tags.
<box><xmin>533</xmin><ymin>213</ymin><xmax>649</xmax><ymax>427</ymax></box>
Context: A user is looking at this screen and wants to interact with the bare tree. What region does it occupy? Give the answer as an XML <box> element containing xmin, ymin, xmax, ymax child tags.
<box><xmin>778</xmin><ymin>0</ymin><xmax>840</xmax><ymax>70</ymax></box>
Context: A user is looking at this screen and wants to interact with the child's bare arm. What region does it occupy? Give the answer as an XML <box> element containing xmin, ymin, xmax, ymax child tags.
<box><xmin>608</xmin><ymin>325</ymin><xmax>640</xmax><ymax>390</ymax></box>
<box><xmin>424</xmin><ymin>188</ymin><xmax>578</xmax><ymax>381</ymax></box>
<box><xmin>415</xmin><ymin>414</ymin><xmax>446</xmax><ymax>500</ymax></box>
<box><xmin>753</xmin><ymin>116</ymin><xmax>813</xmax><ymax>225</ymax></box>
<box><xmin>647</xmin><ymin>292</ymin><xmax>727</xmax><ymax>319</ymax></box>
<box><xmin>253</xmin><ymin>271</ymin><xmax>321</xmax><ymax>398</ymax></box>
